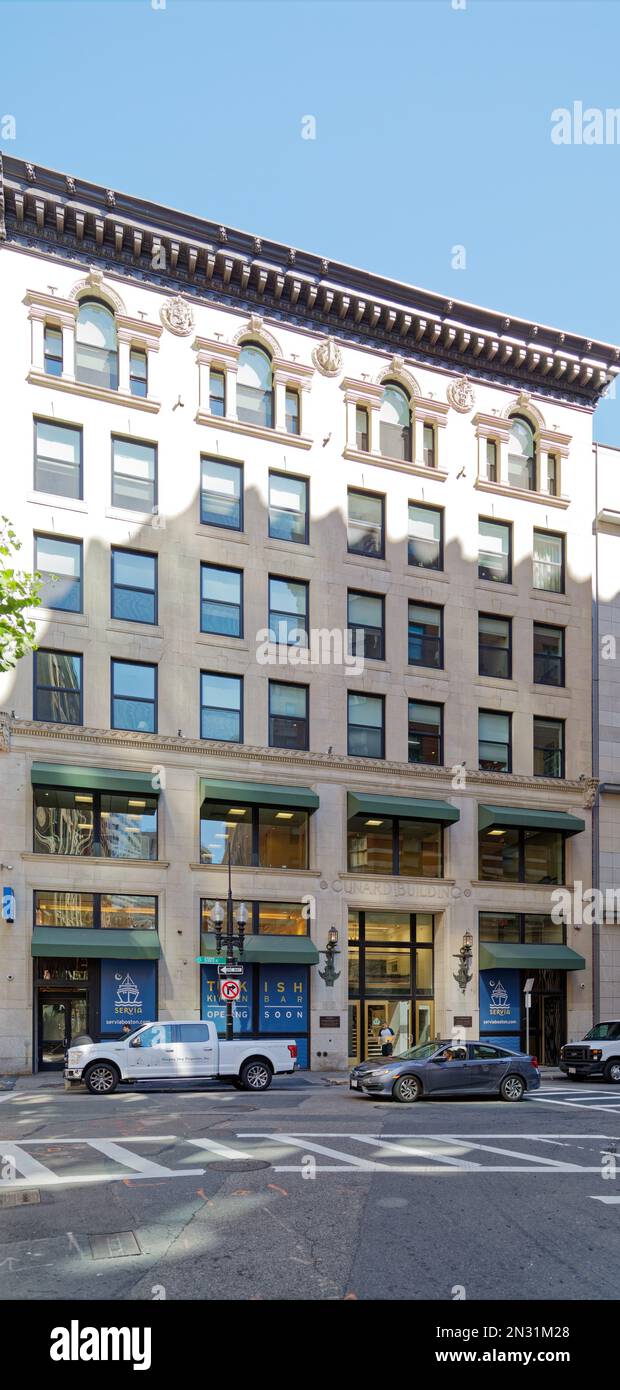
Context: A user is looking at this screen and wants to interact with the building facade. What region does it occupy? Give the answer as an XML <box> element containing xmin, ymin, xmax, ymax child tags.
<box><xmin>0</xmin><ymin>152</ymin><xmax>617</xmax><ymax>1073</ymax></box>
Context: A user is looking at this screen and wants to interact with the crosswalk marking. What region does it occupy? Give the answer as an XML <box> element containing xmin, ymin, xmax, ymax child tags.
<box><xmin>1</xmin><ymin>1144</ymin><xmax>59</xmax><ymax>1181</ymax></box>
<box><xmin>590</xmin><ymin>1195</ymin><xmax>620</xmax><ymax>1204</ymax></box>
<box><xmin>528</xmin><ymin>1095</ymin><xmax>620</xmax><ymax>1115</ymax></box>
<box><xmin>186</xmin><ymin>1137</ymin><xmax>253</xmax><ymax>1160</ymax></box>
<box><xmin>86</xmin><ymin>1139</ymin><xmax>201</xmax><ymax>1178</ymax></box>
<box><xmin>350</xmin><ymin>1134</ymin><xmax>481</xmax><ymax>1170</ymax></box>
<box><xmin>267</xmin><ymin>1133</ymin><xmax>378</xmax><ymax>1171</ymax></box>
<box><xmin>436</xmin><ymin>1135</ymin><xmax>583</xmax><ymax>1170</ymax></box>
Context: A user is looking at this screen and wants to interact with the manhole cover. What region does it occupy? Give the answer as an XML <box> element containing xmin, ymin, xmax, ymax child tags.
<box><xmin>0</xmin><ymin>1189</ymin><xmax>40</xmax><ymax>1207</ymax></box>
<box><xmin>89</xmin><ymin>1231</ymin><xmax>142</xmax><ymax>1260</ymax></box>
<box><xmin>207</xmin><ymin>1160</ymin><xmax>271</xmax><ymax>1173</ymax></box>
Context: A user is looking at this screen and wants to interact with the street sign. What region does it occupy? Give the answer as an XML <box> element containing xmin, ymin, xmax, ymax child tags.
<box><xmin>218</xmin><ymin>963</ymin><xmax>244</xmax><ymax>977</ymax></box>
<box><xmin>220</xmin><ymin>979</ymin><xmax>241</xmax><ymax>1001</ymax></box>
<box><xmin>195</xmin><ymin>956</ymin><xmax>226</xmax><ymax>965</ymax></box>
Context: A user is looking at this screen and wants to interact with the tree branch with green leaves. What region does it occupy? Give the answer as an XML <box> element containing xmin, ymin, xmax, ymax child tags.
<box><xmin>0</xmin><ymin>517</ymin><xmax>41</xmax><ymax>672</ymax></box>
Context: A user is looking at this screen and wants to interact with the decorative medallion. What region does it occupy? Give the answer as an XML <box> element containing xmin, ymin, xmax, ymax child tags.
<box><xmin>160</xmin><ymin>295</ymin><xmax>195</xmax><ymax>337</ymax></box>
<box><xmin>312</xmin><ymin>335</ymin><xmax>343</xmax><ymax>377</ymax></box>
<box><xmin>447</xmin><ymin>375</ymin><xmax>476</xmax><ymax>414</ymax></box>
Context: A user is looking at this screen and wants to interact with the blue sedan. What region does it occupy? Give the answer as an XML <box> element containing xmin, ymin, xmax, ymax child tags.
<box><xmin>349</xmin><ymin>1041</ymin><xmax>541</xmax><ymax>1103</ymax></box>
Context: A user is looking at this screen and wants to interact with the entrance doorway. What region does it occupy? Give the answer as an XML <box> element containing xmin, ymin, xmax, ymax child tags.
<box><xmin>38</xmin><ymin>993</ymin><xmax>88</xmax><ymax>1070</ymax></box>
<box><xmin>524</xmin><ymin>970</ymin><xmax>566</xmax><ymax>1065</ymax></box>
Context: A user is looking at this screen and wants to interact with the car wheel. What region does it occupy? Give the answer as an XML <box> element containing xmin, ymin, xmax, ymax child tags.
<box><xmin>83</xmin><ymin>1062</ymin><xmax>119</xmax><ymax>1095</ymax></box>
<box><xmin>239</xmin><ymin>1060</ymin><xmax>273</xmax><ymax>1092</ymax></box>
<box><xmin>500</xmin><ymin>1074</ymin><xmax>525</xmax><ymax>1102</ymax></box>
<box><xmin>604</xmin><ymin>1058</ymin><xmax>620</xmax><ymax>1084</ymax></box>
<box><xmin>392</xmin><ymin>1074</ymin><xmax>422</xmax><ymax>1103</ymax></box>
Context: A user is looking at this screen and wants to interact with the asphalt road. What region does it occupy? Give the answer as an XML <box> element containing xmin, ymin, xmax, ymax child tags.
<box><xmin>1</xmin><ymin>1073</ymin><xmax>619</xmax><ymax>1301</ymax></box>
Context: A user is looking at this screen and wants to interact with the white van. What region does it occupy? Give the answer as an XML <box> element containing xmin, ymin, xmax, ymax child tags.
<box><xmin>64</xmin><ymin>1020</ymin><xmax>298</xmax><ymax>1094</ymax></box>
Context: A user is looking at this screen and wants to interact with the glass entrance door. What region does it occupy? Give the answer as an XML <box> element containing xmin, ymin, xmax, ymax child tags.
<box><xmin>365</xmin><ymin>1000</ymin><xmax>411</xmax><ymax>1059</ymax></box>
<box><xmin>38</xmin><ymin>993</ymin><xmax>88</xmax><ymax>1070</ymax></box>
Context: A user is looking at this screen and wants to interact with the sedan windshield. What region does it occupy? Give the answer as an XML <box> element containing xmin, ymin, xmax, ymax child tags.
<box><xmin>393</xmin><ymin>1042</ymin><xmax>445</xmax><ymax>1062</ymax></box>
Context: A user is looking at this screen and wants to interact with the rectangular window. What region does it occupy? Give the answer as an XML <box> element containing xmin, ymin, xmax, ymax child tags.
<box><xmin>200</xmin><ymin>456</ymin><xmax>243</xmax><ymax>530</ymax></box>
<box><xmin>478</xmin><ymin>614</ymin><xmax>511</xmax><ymax>679</ymax></box>
<box><xmin>35</xmin><ymin>534</ymin><xmax>82</xmax><ymax>612</ymax></box>
<box><xmin>423</xmin><ymin>423</ymin><xmax>436</xmax><ymax>469</ymax></box>
<box><xmin>408</xmin><ymin>700</ymin><xmax>442</xmax><ymax>765</ymax></box>
<box><xmin>33</xmin><ymin>785</ymin><xmax>157</xmax><ymax>860</ymax></box>
<box><xmin>199</xmin><ymin>803</ymin><xmax>308</xmax><ymax>869</ymax></box>
<box><xmin>268</xmin><ymin>473</ymin><xmax>308</xmax><ymax>543</ymax></box>
<box><xmin>356</xmin><ymin>405</ymin><xmax>369</xmax><ymax>452</ymax></box>
<box><xmin>268</xmin><ymin>576</ymin><xmax>308</xmax><ymax>646</ymax></box>
<box><xmin>408</xmin><ymin>503</ymin><xmax>442</xmax><ymax>570</ymax></box>
<box><xmin>478</xmin><ymin>829</ymin><xmax>564</xmax><ymax>884</ymax></box>
<box><xmin>258</xmin><ymin>903</ymin><xmax>307</xmax><ymax>935</ymax></box>
<box><xmin>269</xmin><ymin>681</ymin><xmax>309</xmax><ymax>750</ymax></box>
<box><xmin>547</xmin><ymin>454</ymin><xmax>558</xmax><ymax>496</ymax></box>
<box><xmin>129</xmin><ymin>349</ymin><xmax>148</xmax><ymax>398</ymax></box>
<box><xmin>485</xmin><ymin>438</ymin><xmax>498</xmax><ymax>482</ymax></box>
<box><xmin>200</xmin><ymin>672</ymin><xmax>242</xmax><ymax>742</ymax></box>
<box><xmin>347</xmin><ymin>489</ymin><xmax>384</xmax><ymax>558</ymax></box>
<box><xmin>347</xmin><ymin>692</ymin><xmax>384</xmax><ymax>758</ymax></box>
<box><xmin>285</xmin><ymin>388</ymin><xmax>300</xmax><ymax>435</ymax></box>
<box><xmin>534</xmin><ymin>717</ymin><xmax>564</xmax><ymax>778</ymax></box>
<box><xmin>209</xmin><ymin>369</ymin><xmax>226</xmax><ymax>417</ymax></box>
<box><xmin>479</xmin><ymin>912</ymin><xmax>564</xmax><ymax>944</ymax></box>
<box><xmin>34</xmin><ymin>419</ymin><xmax>82</xmax><ymax>499</ymax></box>
<box><xmin>111</xmin><ymin>659</ymin><xmax>157</xmax><ymax>733</ymax></box>
<box><xmin>533</xmin><ymin>529</ymin><xmax>564</xmax><ymax>593</ymax></box>
<box><xmin>112</xmin><ymin>436</ymin><xmax>156</xmax><ymax>513</ymax></box>
<box><xmin>533</xmin><ymin>623</ymin><xmax>564</xmax><ymax>687</ymax></box>
<box><xmin>347</xmin><ymin>816</ymin><xmax>442</xmax><ymax>878</ymax></box>
<box><xmin>348</xmin><ymin>591</ymin><xmax>385</xmax><ymax>660</ymax></box>
<box><xmin>478</xmin><ymin>709</ymin><xmax>511</xmax><ymax>772</ymax></box>
<box><xmin>34</xmin><ymin>650</ymin><xmax>82</xmax><ymax>724</ymax></box>
<box><xmin>478</xmin><ymin>518</ymin><xmax>511</xmax><ymax>583</ymax></box>
<box><xmin>33</xmin><ymin>892</ymin><xmax>157</xmax><ymax>931</ymax></box>
<box><xmin>100</xmin><ymin>894</ymin><xmax>156</xmax><ymax>930</ymax></box>
<box><xmin>111</xmin><ymin>549</ymin><xmax>157</xmax><ymax>624</ymax></box>
<box><xmin>44</xmin><ymin>326</ymin><xmax>63</xmax><ymax>377</ymax></box>
<box><xmin>408</xmin><ymin>602</ymin><xmax>443</xmax><ymax>668</ymax></box>
<box><xmin>200</xmin><ymin>564</ymin><xmax>242</xmax><ymax>637</ymax></box>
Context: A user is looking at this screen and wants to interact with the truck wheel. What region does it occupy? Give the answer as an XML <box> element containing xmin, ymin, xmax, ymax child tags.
<box><xmin>604</xmin><ymin>1058</ymin><xmax>620</xmax><ymax>1084</ymax></box>
<box><xmin>392</xmin><ymin>1074</ymin><xmax>422</xmax><ymax>1103</ymax></box>
<box><xmin>500</xmin><ymin>1074</ymin><xmax>525</xmax><ymax>1102</ymax></box>
<box><xmin>239</xmin><ymin>1060</ymin><xmax>272</xmax><ymax>1092</ymax></box>
<box><xmin>83</xmin><ymin>1062</ymin><xmax>120</xmax><ymax>1095</ymax></box>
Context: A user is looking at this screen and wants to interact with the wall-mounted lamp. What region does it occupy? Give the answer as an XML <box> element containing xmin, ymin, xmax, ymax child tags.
<box><xmin>318</xmin><ymin>926</ymin><xmax>340</xmax><ymax>987</ymax></box>
<box><xmin>453</xmin><ymin>930</ymin><xmax>473</xmax><ymax>994</ymax></box>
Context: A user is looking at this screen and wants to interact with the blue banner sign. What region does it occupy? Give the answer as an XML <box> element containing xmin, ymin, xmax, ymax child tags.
<box><xmin>259</xmin><ymin>965</ymin><xmax>308</xmax><ymax>1033</ymax></box>
<box><xmin>100</xmin><ymin>960</ymin><xmax>157</xmax><ymax>1033</ymax></box>
<box><xmin>479</xmin><ymin>968</ymin><xmax>521</xmax><ymax>1032</ymax></box>
<box><xmin>201</xmin><ymin>966</ymin><xmax>253</xmax><ymax>1034</ymax></box>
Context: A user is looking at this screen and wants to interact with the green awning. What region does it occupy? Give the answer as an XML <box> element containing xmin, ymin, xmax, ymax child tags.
<box><xmin>347</xmin><ymin>792</ymin><xmax>460</xmax><ymax>824</ymax></box>
<box><xmin>31</xmin><ymin>928</ymin><xmax>161</xmax><ymax>960</ymax></box>
<box><xmin>199</xmin><ymin>930</ymin><xmax>319</xmax><ymax>965</ymax></box>
<box><xmin>31</xmin><ymin>763</ymin><xmax>160</xmax><ymax>796</ymax></box>
<box><xmin>200</xmin><ymin>778</ymin><xmax>319</xmax><ymax>811</ymax></box>
<box><xmin>478</xmin><ymin>804</ymin><xmax>585</xmax><ymax>836</ymax></box>
<box><xmin>479</xmin><ymin>942</ymin><xmax>586</xmax><ymax>972</ymax></box>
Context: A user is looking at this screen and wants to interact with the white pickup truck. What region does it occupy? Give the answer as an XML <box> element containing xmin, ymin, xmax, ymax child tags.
<box><xmin>64</xmin><ymin>1020</ymin><xmax>298</xmax><ymax>1094</ymax></box>
<box><xmin>559</xmin><ymin>1021</ymin><xmax>620</xmax><ymax>1083</ymax></box>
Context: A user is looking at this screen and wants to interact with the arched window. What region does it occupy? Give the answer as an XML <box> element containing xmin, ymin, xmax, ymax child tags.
<box><xmin>237</xmin><ymin>343</ymin><xmax>274</xmax><ymax>429</ymax></box>
<box><xmin>508</xmin><ymin>415</ymin><xmax>536</xmax><ymax>491</ymax></box>
<box><xmin>380</xmin><ymin>382</ymin><xmax>411</xmax><ymax>461</ymax></box>
<box><xmin>75</xmin><ymin>298</ymin><xmax>118</xmax><ymax>391</ymax></box>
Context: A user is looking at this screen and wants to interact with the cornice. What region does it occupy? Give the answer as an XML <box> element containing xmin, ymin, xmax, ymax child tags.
<box><xmin>26</xmin><ymin>368</ymin><xmax>161</xmax><ymax>413</ymax></box>
<box><xmin>0</xmin><ymin>714</ymin><xmax>596</xmax><ymax>805</ymax></box>
<box><xmin>2</xmin><ymin>152</ymin><xmax>618</xmax><ymax>407</ymax></box>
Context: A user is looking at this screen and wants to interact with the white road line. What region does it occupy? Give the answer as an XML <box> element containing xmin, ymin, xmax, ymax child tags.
<box><xmin>0</xmin><ymin>1092</ymin><xmax>22</xmax><ymax>1105</ymax></box>
<box><xmin>527</xmin><ymin>1095</ymin><xmax>620</xmax><ymax>1115</ymax></box>
<box><xmin>590</xmin><ymin>1195</ymin><xmax>620</xmax><ymax>1204</ymax></box>
<box><xmin>257</xmin><ymin>1133</ymin><xmax>378</xmax><ymax>1171</ymax></box>
<box><xmin>0</xmin><ymin>1143</ymin><xmax>58</xmax><ymax>1181</ymax></box>
<box><xmin>186</xmin><ymin>1137</ymin><xmax>253</xmax><ymax>1160</ymax></box>
<box><xmin>86</xmin><ymin>1139</ymin><xmax>199</xmax><ymax>1177</ymax></box>
<box><xmin>1</xmin><ymin>1135</ymin><xmax>178</xmax><ymax>1144</ymax></box>
<box><xmin>350</xmin><ymin>1134</ymin><xmax>481</xmax><ymax>1169</ymax></box>
<box><xmin>419</xmin><ymin>1136</ymin><xmax>585</xmax><ymax>1170</ymax></box>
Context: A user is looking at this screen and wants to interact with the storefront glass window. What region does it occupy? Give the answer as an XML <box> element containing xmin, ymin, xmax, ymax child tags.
<box><xmin>36</xmin><ymin>958</ymin><xmax>90</xmax><ymax>983</ymax></box>
<box><xmin>33</xmin><ymin>786</ymin><xmax>157</xmax><ymax>859</ymax></box>
<box><xmin>258</xmin><ymin>903</ymin><xmax>307</xmax><ymax>935</ymax></box>
<box><xmin>479</xmin><ymin>913</ymin><xmax>520</xmax><ymax>941</ymax></box>
<box><xmin>364</xmin><ymin>912</ymin><xmax>411</xmax><ymax>942</ymax></box>
<box><xmin>100</xmin><ymin>895</ymin><xmax>157</xmax><ymax>930</ymax></box>
<box><xmin>364</xmin><ymin>947</ymin><xmax>412</xmax><ymax>993</ymax></box>
<box><xmin>258</xmin><ymin>808</ymin><xmax>308</xmax><ymax>869</ymax></box>
<box><xmin>415</xmin><ymin>948</ymin><xmax>433</xmax><ymax>992</ymax></box>
<box><xmin>200</xmin><ymin>802</ymin><xmax>309</xmax><ymax>868</ymax></box>
<box><xmin>524</xmin><ymin>830</ymin><xmax>563</xmax><ymax>884</ymax></box>
<box><xmin>398</xmin><ymin>820</ymin><xmax>442</xmax><ymax>877</ymax></box>
<box><xmin>35</xmin><ymin>891</ymin><xmax>94</xmax><ymax>928</ymax></box>
<box><xmin>347</xmin><ymin>911</ymin><xmax>435</xmax><ymax>1064</ymax></box>
<box><xmin>524</xmin><ymin>914</ymin><xmax>564</xmax><ymax>943</ymax></box>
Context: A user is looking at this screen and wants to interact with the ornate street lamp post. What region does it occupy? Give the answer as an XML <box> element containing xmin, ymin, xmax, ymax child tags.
<box><xmin>210</xmin><ymin>847</ymin><xmax>248</xmax><ymax>1041</ymax></box>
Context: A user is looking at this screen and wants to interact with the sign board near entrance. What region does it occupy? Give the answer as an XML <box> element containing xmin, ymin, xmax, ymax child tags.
<box><xmin>479</xmin><ymin>969</ymin><xmax>520</xmax><ymax>1032</ymax></box>
<box><xmin>100</xmin><ymin>960</ymin><xmax>156</xmax><ymax>1034</ymax></box>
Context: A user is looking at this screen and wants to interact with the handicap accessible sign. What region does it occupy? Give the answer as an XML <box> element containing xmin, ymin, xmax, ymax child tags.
<box><xmin>100</xmin><ymin>960</ymin><xmax>157</xmax><ymax>1033</ymax></box>
<box><xmin>479</xmin><ymin>968</ymin><xmax>521</xmax><ymax>1031</ymax></box>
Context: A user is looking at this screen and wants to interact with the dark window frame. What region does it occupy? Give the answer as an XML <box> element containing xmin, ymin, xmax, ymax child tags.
<box><xmin>478</xmin><ymin>612</ymin><xmax>512</xmax><ymax>680</ymax></box>
<box><xmin>268</xmin><ymin>574</ymin><xmax>309</xmax><ymax>647</ymax></box>
<box><xmin>478</xmin><ymin>708</ymin><xmax>512</xmax><ymax>773</ymax></box>
<box><xmin>478</xmin><ymin>516</ymin><xmax>512</xmax><ymax>584</ymax></box>
<box><xmin>285</xmin><ymin>387</ymin><xmax>301</xmax><ymax>436</ymax></box>
<box><xmin>75</xmin><ymin>296</ymin><xmax>119</xmax><ymax>392</ymax></box>
<box><xmin>111</xmin><ymin>547</ymin><xmax>158</xmax><ymax>626</ymax></box>
<box><xmin>200</xmin><ymin>562</ymin><xmax>244</xmax><ymax>639</ymax></box>
<box><xmin>478</xmin><ymin>827</ymin><xmax>566</xmax><ymax>884</ymax></box>
<box><xmin>209</xmin><ymin>368</ymin><xmax>226</xmax><ymax>417</ymax></box>
<box><xmin>200</xmin><ymin>670</ymin><xmax>244</xmax><ymax>744</ymax></box>
<box><xmin>44</xmin><ymin>324</ymin><xmax>63</xmax><ymax>377</ymax></box>
<box><xmin>533</xmin><ymin>528</ymin><xmax>565</xmax><ymax>594</ymax></box>
<box><xmin>348</xmin><ymin>910</ymin><xmax>435</xmax><ymax>1000</ymax></box>
<box><xmin>236</xmin><ymin>340</ymin><xmax>274</xmax><ymax>430</ymax></box>
<box><xmin>111</xmin><ymin>433</ymin><xmax>158</xmax><ymax>513</ymax></box>
<box><xmin>507</xmin><ymin>412</ymin><xmax>537</xmax><ymax>492</ymax></box>
<box><xmin>34</xmin><ymin>532</ymin><xmax>83</xmax><ymax>614</ymax></box>
<box><xmin>533</xmin><ymin>622</ymin><xmax>565</xmax><ymax>687</ymax></box>
<box><xmin>408</xmin><ymin>699</ymin><xmax>444</xmax><ymax>766</ymax></box>
<box><xmin>200</xmin><ymin>455</ymin><xmax>244</xmax><ymax>532</ymax></box>
<box><xmin>33</xmin><ymin>416</ymin><xmax>83</xmax><ymax>500</ymax></box>
<box><xmin>129</xmin><ymin>348</ymin><xmax>148</xmax><ymax>399</ymax></box>
<box><xmin>268</xmin><ymin>470</ymin><xmax>309</xmax><ymax>545</ymax></box>
<box><xmin>200</xmin><ymin>801</ymin><xmax>310</xmax><ymax>869</ymax></box>
<box><xmin>111</xmin><ymin>658</ymin><xmax>158</xmax><ymax>734</ymax></box>
<box><xmin>347</xmin><ymin>487</ymin><xmax>385</xmax><ymax>559</ymax></box>
<box><xmin>347</xmin><ymin>691</ymin><xmax>385</xmax><ymax>759</ymax></box>
<box><xmin>355</xmin><ymin>405</ymin><xmax>370</xmax><ymax>453</ymax></box>
<box><xmin>33</xmin><ymin>649</ymin><xmax>83</xmax><ymax>725</ymax></box>
<box><xmin>348</xmin><ymin>589</ymin><xmax>386</xmax><ymax>662</ymax></box>
<box><xmin>268</xmin><ymin>679</ymin><xmax>309</xmax><ymax>751</ymax></box>
<box><xmin>479</xmin><ymin>911</ymin><xmax>566</xmax><ymax>945</ymax></box>
<box><xmin>533</xmin><ymin>716</ymin><xmax>565</xmax><ymax>779</ymax></box>
<box><xmin>347</xmin><ymin>814</ymin><xmax>444</xmax><ymax>878</ymax></box>
<box><xmin>33</xmin><ymin>888</ymin><xmax>158</xmax><ymax>932</ymax></box>
<box><xmin>408</xmin><ymin>601</ymin><xmax>444</xmax><ymax>669</ymax></box>
<box><xmin>408</xmin><ymin>501</ymin><xmax>444</xmax><ymax>571</ymax></box>
<box><xmin>32</xmin><ymin>783</ymin><xmax>159</xmax><ymax>861</ymax></box>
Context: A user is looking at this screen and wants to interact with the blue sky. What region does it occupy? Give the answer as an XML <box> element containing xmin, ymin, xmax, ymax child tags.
<box><xmin>2</xmin><ymin>0</ymin><xmax>620</xmax><ymax>440</ymax></box>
